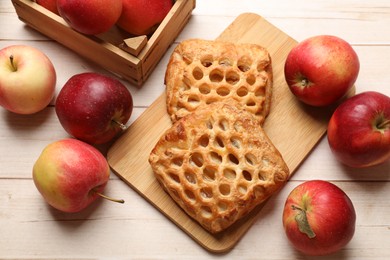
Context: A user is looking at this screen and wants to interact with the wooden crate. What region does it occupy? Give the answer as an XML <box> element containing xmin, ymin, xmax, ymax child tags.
<box><xmin>11</xmin><ymin>0</ymin><xmax>196</xmax><ymax>86</ymax></box>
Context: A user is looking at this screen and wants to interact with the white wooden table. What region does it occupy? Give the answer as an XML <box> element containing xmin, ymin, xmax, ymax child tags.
<box><xmin>1</xmin><ymin>1</ymin><xmax>389</xmax><ymax>259</ymax></box>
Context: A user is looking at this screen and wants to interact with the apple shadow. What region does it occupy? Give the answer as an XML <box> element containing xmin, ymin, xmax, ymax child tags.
<box><xmin>340</xmin><ymin>161</ymin><xmax>390</xmax><ymax>190</ymax></box>
<box><xmin>46</xmin><ymin>197</ymin><xmax>104</xmax><ymax>230</ymax></box>
<box><xmin>292</xmin><ymin>247</ymin><xmax>350</xmax><ymax>260</ymax></box>
<box><xmin>2</xmin><ymin>106</ymin><xmax>54</xmax><ymax>132</ymax></box>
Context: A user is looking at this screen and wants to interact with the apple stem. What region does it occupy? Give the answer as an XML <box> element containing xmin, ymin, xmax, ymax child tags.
<box><xmin>377</xmin><ymin>119</ymin><xmax>390</xmax><ymax>130</ymax></box>
<box><xmin>9</xmin><ymin>55</ymin><xmax>17</xmax><ymax>72</ymax></box>
<box><xmin>301</xmin><ymin>78</ymin><xmax>309</xmax><ymax>87</ymax></box>
<box><xmin>291</xmin><ymin>205</ymin><xmax>316</xmax><ymax>239</ymax></box>
<box><xmin>94</xmin><ymin>191</ymin><xmax>125</xmax><ymax>204</ymax></box>
<box><xmin>112</xmin><ymin>119</ymin><xmax>127</xmax><ymax>130</ymax></box>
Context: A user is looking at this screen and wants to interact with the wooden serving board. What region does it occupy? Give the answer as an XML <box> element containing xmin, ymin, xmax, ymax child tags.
<box><xmin>107</xmin><ymin>13</ymin><xmax>339</xmax><ymax>253</ymax></box>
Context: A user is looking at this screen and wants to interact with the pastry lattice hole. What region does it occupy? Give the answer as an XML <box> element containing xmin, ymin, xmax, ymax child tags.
<box><xmin>200</xmin><ymin>55</ymin><xmax>213</xmax><ymax>67</ymax></box>
<box><xmin>255</xmin><ymin>86</ymin><xmax>266</xmax><ymax>97</ymax></box>
<box><xmin>246</xmin><ymin>74</ymin><xmax>256</xmax><ymax>85</ymax></box>
<box><xmin>226</xmin><ymin>71</ymin><xmax>240</xmax><ymax>85</ymax></box>
<box><xmin>198</xmin><ymin>134</ymin><xmax>209</xmax><ymax>147</ymax></box>
<box><xmin>238</xmin><ymin>184</ymin><xmax>248</xmax><ymax>195</ymax></box>
<box><xmin>192</xmin><ymin>66</ymin><xmax>204</xmax><ymax>80</ymax></box>
<box><xmin>187</xmin><ymin>95</ymin><xmax>200</xmax><ymax>105</ymax></box>
<box><xmin>219</xmin><ymin>57</ymin><xmax>232</xmax><ymax>66</ymax></box>
<box><xmin>206</xmin><ymin>97</ymin><xmax>219</xmax><ymax>105</ymax></box>
<box><xmin>257</xmin><ymin>61</ymin><xmax>269</xmax><ymax>72</ymax></box>
<box><xmin>217</xmin><ymin>202</ymin><xmax>228</xmax><ymax>212</ymax></box>
<box><xmin>245</xmin><ymin>153</ymin><xmax>256</xmax><ymax>165</ymax></box>
<box><xmin>258</xmin><ymin>171</ymin><xmax>266</xmax><ymax>181</ymax></box>
<box><xmin>228</xmin><ymin>153</ymin><xmax>239</xmax><ymax>165</ymax></box>
<box><xmin>230</xmin><ymin>137</ymin><xmax>241</xmax><ymax>149</ymax></box>
<box><xmin>216</xmin><ymin>87</ymin><xmax>230</xmax><ymax>96</ymax></box>
<box><xmin>200</xmin><ymin>187</ymin><xmax>213</xmax><ymax>199</ymax></box>
<box><xmin>219</xmin><ymin>184</ymin><xmax>231</xmax><ymax>196</ymax></box>
<box><xmin>199</xmin><ymin>83</ymin><xmax>211</xmax><ymax>94</ymax></box>
<box><xmin>218</xmin><ymin>119</ymin><xmax>229</xmax><ymax>131</ymax></box>
<box><xmin>223</xmin><ymin>168</ymin><xmax>236</xmax><ymax>180</ymax></box>
<box><xmin>169</xmin><ymin>188</ymin><xmax>180</xmax><ymax>200</ymax></box>
<box><xmin>237</xmin><ymin>86</ymin><xmax>248</xmax><ymax>97</ymax></box>
<box><xmin>209</xmin><ymin>69</ymin><xmax>224</xmax><ymax>82</ymax></box>
<box><xmin>205</xmin><ymin>119</ymin><xmax>213</xmax><ymax>129</ymax></box>
<box><xmin>172</xmin><ymin>157</ymin><xmax>183</xmax><ymax>167</ymax></box>
<box><xmin>185</xmin><ymin>171</ymin><xmax>197</xmax><ymax>184</ymax></box>
<box><xmin>242</xmin><ymin>170</ymin><xmax>253</xmax><ymax>181</ymax></box>
<box><xmin>246</xmin><ymin>99</ymin><xmax>256</xmax><ymax>107</ymax></box>
<box><xmin>215</xmin><ymin>135</ymin><xmax>225</xmax><ymax>148</ymax></box>
<box><xmin>237</xmin><ymin>56</ymin><xmax>252</xmax><ymax>72</ymax></box>
<box><xmin>210</xmin><ymin>151</ymin><xmax>222</xmax><ymax>164</ymax></box>
<box><xmin>190</xmin><ymin>152</ymin><xmax>204</xmax><ymax>167</ymax></box>
<box><xmin>201</xmin><ymin>206</ymin><xmax>212</xmax><ymax>218</ymax></box>
<box><xmin>203</xmin><ymin>166</ymin><xmax>216</xmax><ymax>182</ymax></box>
<box><xmin>168</xmin><ymin>172</ymin><xmax>180</xmax><ymax>183</ymax></box>
<box><xmin>185</xmin><ymin>189</ymin><xmax>196</xmax><ymax>201</ymax></box>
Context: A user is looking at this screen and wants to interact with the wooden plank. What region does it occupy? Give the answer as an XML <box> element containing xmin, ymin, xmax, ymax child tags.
<box><xmin>107</xmin><ymin>13</ymin><xmax>351</xmax><ymax>252</ymax></box>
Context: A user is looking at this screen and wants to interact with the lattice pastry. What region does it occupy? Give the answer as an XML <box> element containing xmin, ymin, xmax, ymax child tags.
<box><xmin>149</xmin><ymin>100</ymin><xmax>289</xmax><ymax>233</ymax></box>
<box><xmin>165</xmin><ymin>39</ymin><xmax>273</xmax><ymax>125</ymax></box>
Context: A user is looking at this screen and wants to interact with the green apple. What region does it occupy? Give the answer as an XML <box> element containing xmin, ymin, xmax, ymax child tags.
<box><xmin>0</xmin><ymin>45</ymin><xmax>56</xmax><ymax>114</ymax></box>
<box><xmin>33</xmin><ymin>138</ymin><xmax>123</xmax><ymax>213</ymax></box>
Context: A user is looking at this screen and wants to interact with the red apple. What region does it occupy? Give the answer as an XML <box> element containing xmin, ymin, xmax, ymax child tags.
<box><xmin>36</xmin><ymin>0</ymin><xmax>59</xmax><ymax>15</ymax></box>
<box><xmin>33</xmin><ymin>138</ymin><xmax>124</xmax><ymax>213</ymax></box>
<box><xmin>327</xmin><ymin>91</ymin><xmax>390</xmax><ymax>168</ymax></box>
<box><xmin>283</xmin><ymin>180</ymin><xmax>356</xmax><ymax>256</ymax></box>
<box><xmin>284</xmin><ymin>35</ymin><xmax>360</xmax><ymax>106</ymax></box>
<box><xmin>117</xmin><ymin>0</ymin><xmax>173</xmax><ymax>36</ymax></box>
<box><xmin>55</xmin><ymin>72</ymin><xmax>133</xmax><ymax>144</ymax></box>
<box><xmin>0</xmin><ymin>45</ymin><xmax>56</xmax><ymax>114</ymax></box>
<box><xmin>57</xmin><ymin>0</ymin><xmax>122</xmax><ymax>35</ymax></box>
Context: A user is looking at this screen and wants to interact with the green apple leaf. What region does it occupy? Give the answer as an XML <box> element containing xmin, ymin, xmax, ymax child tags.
<box><xmin>292</xmin><ymin>205</ymin><xmax>316</xmax><ymax>239</ymax></box>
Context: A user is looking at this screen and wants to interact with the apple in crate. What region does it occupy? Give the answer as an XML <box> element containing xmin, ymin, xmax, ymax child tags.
<box><xmin>57</xmin><ymin>0</ymin><xmax>122</xmax><ymax>35</ymax></box>
<box><xmin>55</xmin><ymin>72</ymin><xmax>133</xmax><ymax>145</ymax></box>
<box><xmin>0</xmin><ymin>45</ymin><xmax>56</xmax><ymax>114</ymax></box>
<box><xmin>283</xmin><ymin>180</ymin><xmax>356</xmax><ymax>256</ymax></box>
<box><xmin>284</xmin><ymin>35</ymin><xmax>360</xmax><ymax>106</ymax></box>
<box><xmin>33</xmin><ymin>138</ymin><xmax>124</xmax><ymax>213</ymax></box>
<box><xmin>328</xmin><ymin>91</ymin><xmax>390</xmax><ymax>168</ymax></box>
<box><xmin>36</xmin><ymin>0</ymin><xmax>59</xmax><ymax>15</ymax></box>
<box><xmin>117</xmin><ymin>0</ymin><xmax>173</xmax><ymax>36</ymax></box>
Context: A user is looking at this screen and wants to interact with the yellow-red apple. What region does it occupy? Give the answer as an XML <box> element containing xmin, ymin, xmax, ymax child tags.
<box><xmin>33</xmin><ymin>138</ymin><xmax>123</xmax><ymax>213</ymax></box>
<box><xmin>284</xmin><ymin>35</ymin><xmax>360</xmax><ymax>106</ymax></box>
<box><xmin>0</xmin><ymin>45</ymin><xmax>56</xmax><ymax>114</ymax></box>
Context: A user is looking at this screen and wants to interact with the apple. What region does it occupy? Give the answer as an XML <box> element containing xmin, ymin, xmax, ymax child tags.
<box><xmin>283</xmin><ymin>180</ymin><xmax>356</xmax><ymax>256</ymax></box>
<box><xmin>0</xmin><ymin>45</ymin><xmax>56</xmax><ymax>114</ymax></box>
<box><xmin>36</xmin><ymin>0</ymin><xmax>59</xmax><ymax>15</ymax></box>
<box><xmin>117</xmin><ymin>0</ymin><xmax>173</xmax><ymax>36</ymax></box>
<box><xmin>33</xmin><ymin>138</ymin><xmax>124</xmax><ymax>213</ymax></box>
<box><xmin>57</xmin><ymin>0</ymin><xmax>122</xmax><ymax>35</ymax></box>
<box><xmin>327</xmin><ymin>91</ymin><xmax>390</xmax><ymax>168</ymax></box>
<box><xmin>284</xmin><ymin>35</ymin><xmax>360</xmax><ymax>106</ymax></box>
<box><xmin>55</xmin><ymin>72</ymin><xmax>133</xmax><ymax>145</ymax></box>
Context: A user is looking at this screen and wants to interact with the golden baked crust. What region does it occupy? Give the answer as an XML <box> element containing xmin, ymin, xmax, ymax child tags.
<box><xmin>149</xmin><ymin>100</ymin><xmax>289</xmax><ymax>233</ymax></box>
<box><xmin>165</xmin><ymin>39</ymin><xmax>273</xmax><ymax>125</ymax></box>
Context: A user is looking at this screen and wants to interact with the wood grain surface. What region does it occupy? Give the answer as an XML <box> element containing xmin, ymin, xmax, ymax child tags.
<box><xmin>107</xmin><ymin>13</ymin><xmax>346</xmax><ymax>252</ymax></box>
